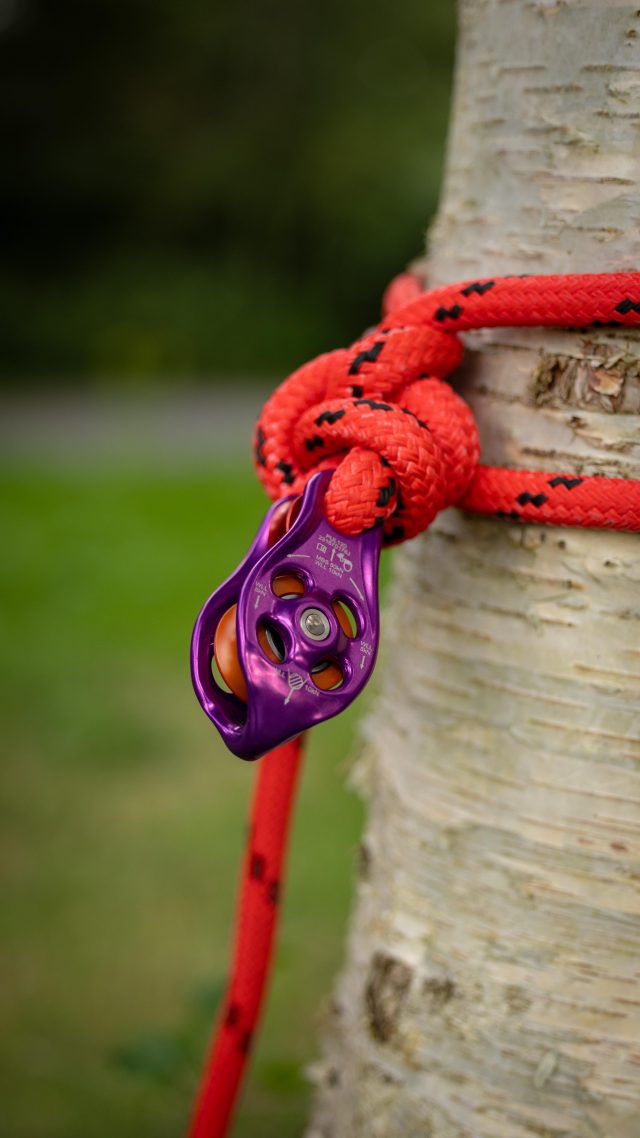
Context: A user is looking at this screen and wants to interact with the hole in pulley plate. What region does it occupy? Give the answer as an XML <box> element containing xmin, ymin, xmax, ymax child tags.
<box><xmin>332</xmin><ymin>597</ymin><xmax>358</xmax><ymax>638</ymax></box>
<box><xmin>258</xmin><ymin>618</ymin><xmax>287</xmax><ymax>664</ymax></box>
<box><xmin>272</xmin><ymin>572</ymin><xmax>305</xmax><ymax>598</ymax></box>
<box><xmin>311</xmin><ymin>658</ymin><xmax>344</xmax><ymax>691</ymax></box>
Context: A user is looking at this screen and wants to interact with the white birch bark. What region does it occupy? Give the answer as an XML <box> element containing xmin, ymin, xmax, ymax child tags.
<box><xmin>308</xmin><ymin>3</ymin><xmax>640</xmax><ymax>1136</ymax></box>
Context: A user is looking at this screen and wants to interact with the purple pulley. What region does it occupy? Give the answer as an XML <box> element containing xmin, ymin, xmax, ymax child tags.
<box><xmin>191</xmin><ymin>470</ymin><xmax>382</xmax><ymax>760</ymax></box>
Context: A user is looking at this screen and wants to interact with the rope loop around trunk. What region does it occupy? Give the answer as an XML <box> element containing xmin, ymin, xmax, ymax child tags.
<box><xmin>254</xmin><ymin>272</ymin><xmax>640</xmax><ymax>539</ymax></box>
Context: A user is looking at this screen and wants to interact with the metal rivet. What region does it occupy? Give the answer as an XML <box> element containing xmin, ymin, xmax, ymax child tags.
<box><xmin>300</xmin><ymin>607</ymin><xmax>331</xmax><ymax>641</ymax></box>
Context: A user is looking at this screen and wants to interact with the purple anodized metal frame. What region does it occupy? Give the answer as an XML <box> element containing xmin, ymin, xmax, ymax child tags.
<box><xmin>191</xmin><ymin>471</ymin><xmax>382</xmax><ymax>760</ymax></box>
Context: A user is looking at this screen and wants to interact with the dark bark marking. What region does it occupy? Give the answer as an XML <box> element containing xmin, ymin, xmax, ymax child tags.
<box><xmin>365</xmin><ymin>952</ymin><xmax>412</xmax><ymax>1043</ymax></box>
<box><xmin>423</xmin><ymin>976</ymin><xmax>456</xmax><ymax>1011</ymax></box>
<box><xmin>357</xmin><ymin>841</ymin><xmax>372</xmax><ymax>881</ymax></box>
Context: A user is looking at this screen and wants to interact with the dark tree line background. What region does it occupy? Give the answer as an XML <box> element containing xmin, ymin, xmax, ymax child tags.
<box><xmin>1</xmin><ymin>0</ymin><xmax>455</xmax><ymax>382</ymax></box>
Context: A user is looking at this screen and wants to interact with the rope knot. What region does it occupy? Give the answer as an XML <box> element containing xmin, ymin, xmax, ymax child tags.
<box><xmin>254</xmin><ymin>281</ymin><xmax>478</xmax><ymax>543</ymax></box>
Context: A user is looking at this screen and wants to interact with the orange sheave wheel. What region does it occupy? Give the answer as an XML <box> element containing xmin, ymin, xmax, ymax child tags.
<box><xmin>311</xmin><ymin>659</ymin><xmax>343</xmax><ymax>690</ymax></box>
<box><xmin>272</xmin><ymin>573</ymin><xmax>305</xmax><ymax>598</ymax></box>
<box><xmin>214</xmin><ymin>604</ymin><xmax>248</xmax><ymax>702</ymax></box>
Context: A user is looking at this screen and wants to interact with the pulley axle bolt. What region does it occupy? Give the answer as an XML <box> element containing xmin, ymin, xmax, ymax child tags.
<box><xmin>300</xmin><ymin>607</ymin><xmax>331</xmax><ymax>641</ymax></box>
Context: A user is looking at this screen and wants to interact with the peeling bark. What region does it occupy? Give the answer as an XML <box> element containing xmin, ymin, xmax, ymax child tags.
<box><xmin>308</xmin><ymin>2</ymin><xmax>640</xmax><ymax>1136</ymax></box>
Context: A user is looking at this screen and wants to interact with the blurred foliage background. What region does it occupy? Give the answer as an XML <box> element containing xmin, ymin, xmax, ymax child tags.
<box><xmin>1</xmin><ymin>0</ymin><xmax>455</xmax><ymax>382</ymax></box>
<box><xmin>1</xmin><ymin>2</ymin><xmax>456</xmax><ymax>1136</ymax></box>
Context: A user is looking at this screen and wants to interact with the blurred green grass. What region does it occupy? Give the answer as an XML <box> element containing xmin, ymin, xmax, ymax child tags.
<box><xmin>0</xmin><ymin>459</ymin><xmax>370</xmax><ymax>1137</ymax></box>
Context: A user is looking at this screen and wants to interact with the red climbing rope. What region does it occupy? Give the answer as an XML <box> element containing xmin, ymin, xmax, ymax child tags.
<box><xmin>189</xmin><ymin>271</ymin><xmax>640</xmax><ymax>1138</ymax></box>
<box><xmin>188</xmin><ymin>736</ymin><xmax>304</xmax><ymax>1138</ymax></box>
<box><xmin>255</xmin><ymin>271</ymin><xmax>640</xmax><ymax>539</ymax></box>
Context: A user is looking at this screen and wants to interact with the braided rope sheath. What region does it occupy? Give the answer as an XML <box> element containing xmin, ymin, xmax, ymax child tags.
<box><xmin>188</xmin><ymin>737</ymin><xmax>304</xmax><ymax>1138</ymax></box>
<box><xmin>255</xmin><ymin>272</ymin><xmax>640</xmax><ymax>539</ymax></box>
<box><xmin>189</xmin><ymin>271</ymin><xmax>640</xmax><ymax>1138</ymax></box>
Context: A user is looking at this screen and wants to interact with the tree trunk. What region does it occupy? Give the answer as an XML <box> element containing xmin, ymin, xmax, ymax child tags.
<box><xmin>308</xmin><ymin>3</ymin><xmax>640</xmax><ymax>1136</ymax></box>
